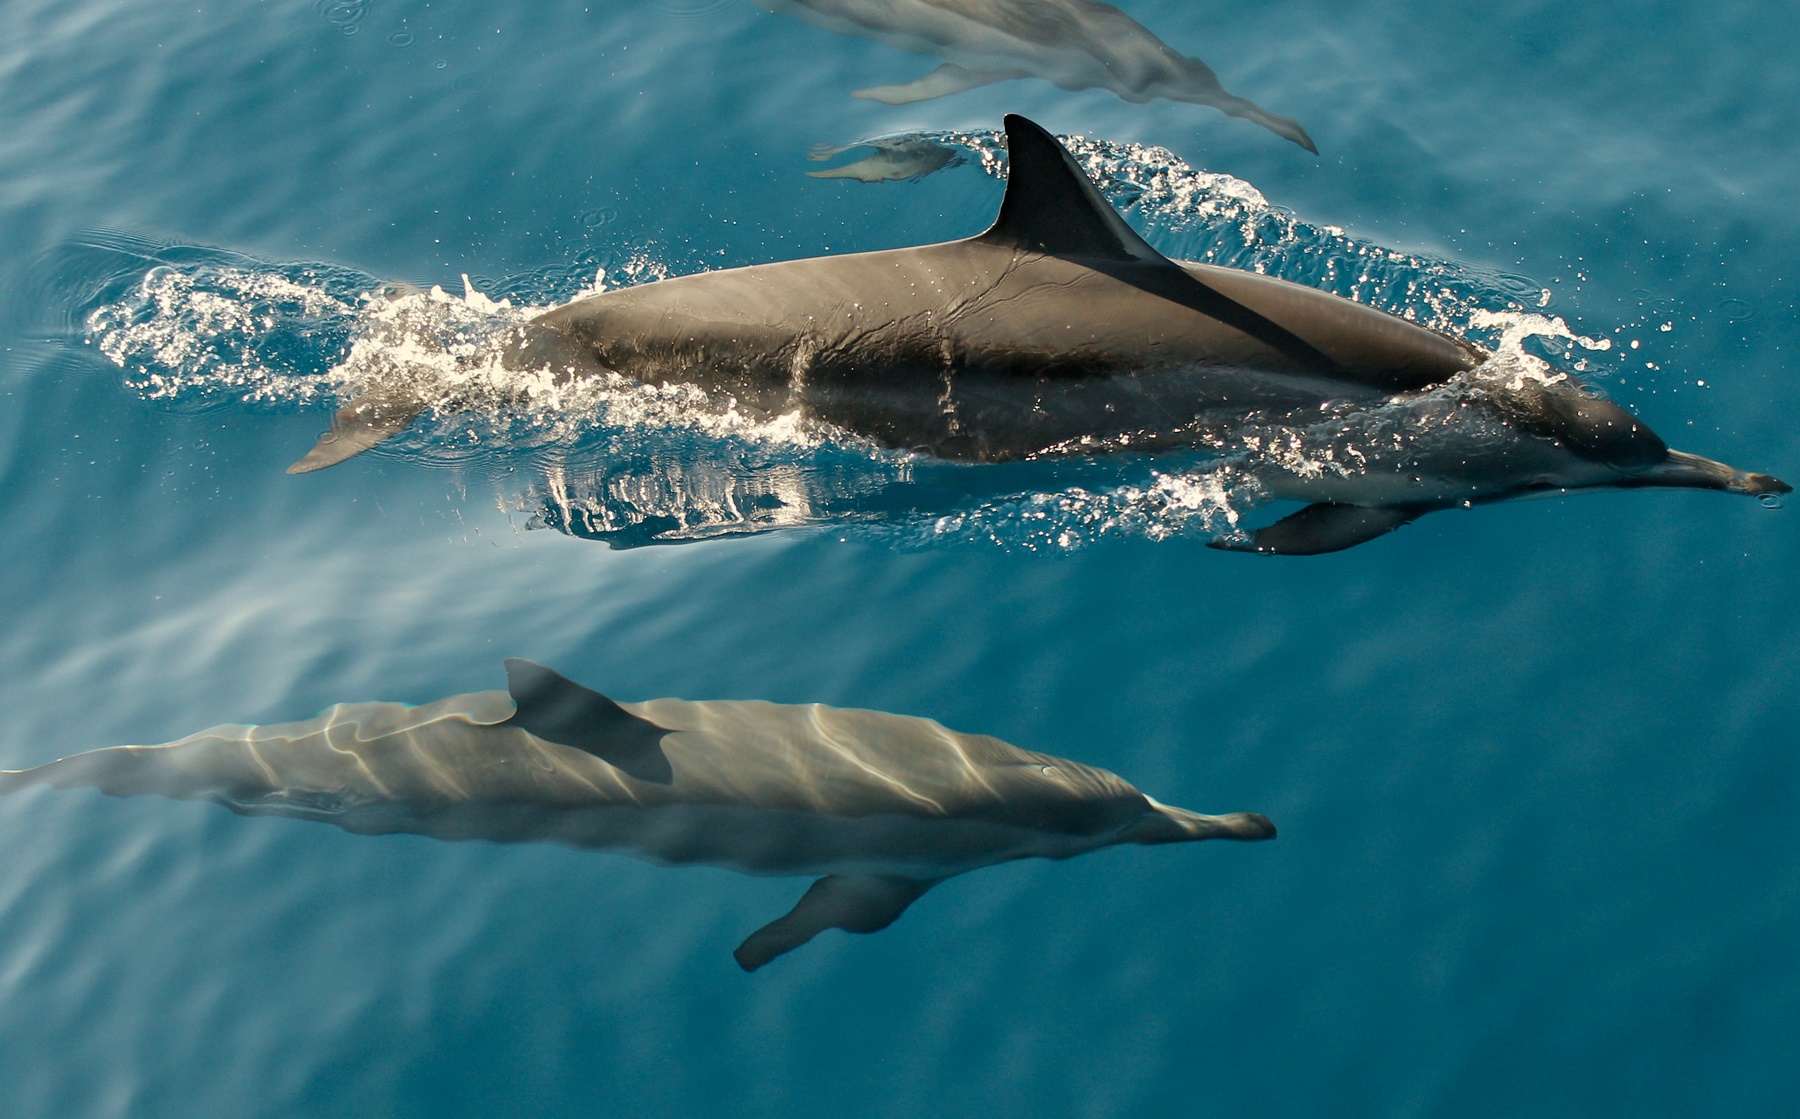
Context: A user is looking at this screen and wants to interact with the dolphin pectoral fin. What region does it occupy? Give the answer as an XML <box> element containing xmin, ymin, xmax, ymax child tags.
<box><xmin>501</xmin><ymin>660</ymin><xmax>674</xmax><ymax>784</ymax></box>
<box><xmin>286</xmin><ymin>394</ymin><xmax>426</xmax><ymax>474</ymax></box>
<box><xmin>852</xmin><ymin>63</ymin><xmax>1022</xmax><ymax>105</ymax></box>
<box><xmin>1210</xmin><ymin>502</ymin><xmax>1442</xmax><ymax>556</ymax></box>
<box><xmin>734</xmin><ymin>875</ymin><xmax>937</xmax><ymax>972</ymax></box>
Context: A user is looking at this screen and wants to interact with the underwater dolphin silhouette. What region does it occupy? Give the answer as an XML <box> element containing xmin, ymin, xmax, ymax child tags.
<box><xmin>757</xmin><ymin>0</ymin><xmax>1315</xmax><ymax>151</ymax></box>
<box><xmin>290</xmin><ymin>115</ymin><xmax>1787</xmax><ymax>554</ymax></box>
<box><xmin>0</xmin><ymin>660</ymin><xmax>1273</xmax><ymax>970</ymax></box>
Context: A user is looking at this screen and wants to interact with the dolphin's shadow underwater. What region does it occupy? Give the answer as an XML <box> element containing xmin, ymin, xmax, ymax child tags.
<box><xmin>291</xmin><ymin>115</ymin><xmax>1786</xmax><ymax>555</ymax></box>
<box><xmin>757</xmin><ymin>0</ymin><xmax>1315</xmax><ymax>151</ymax></box>
<box><xmin>0</xmin><ymin>660</ymin><xmax>1273</xmax><ymax>970</ymax></box>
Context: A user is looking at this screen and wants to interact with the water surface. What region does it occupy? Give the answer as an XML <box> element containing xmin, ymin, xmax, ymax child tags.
<box><xmin>1</xmin><ymin>1</ymin><xmax>1796</xmax><ymax>1116</ymax></box>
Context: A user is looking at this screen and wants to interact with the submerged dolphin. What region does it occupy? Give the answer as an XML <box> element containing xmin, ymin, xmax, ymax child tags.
<box><xmin>0</xmin><ymin>660</ymin><xmax>1273</xmax><ymax>970</ymax></box>
<box><xmin>758</xmin><ymin>0</ymin><xmax>1315</xmax><ymax>151</ymax></box>
<box><xmin>291</xmin><ymin>115</ymin><xmax>1787</xmax><ymax>554</ymax></box>
<box><xmin>807</xmin><ymin>135</ymin><xmax>965</xmax><ymax>182</ymax></box>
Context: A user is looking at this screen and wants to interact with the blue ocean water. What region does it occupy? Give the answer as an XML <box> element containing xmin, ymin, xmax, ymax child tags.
<box><xmin>1</xmin><ymin>0</ymin><xmax>1796</xmax><ymax>1115</ymax></box>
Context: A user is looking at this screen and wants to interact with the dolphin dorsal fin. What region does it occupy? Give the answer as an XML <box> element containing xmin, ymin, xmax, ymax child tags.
<box><xmin>502</xmin><ymin>659</ymin><xmax>674</xmax><ymax>784</ymax></box>
<box><xmin>975</xmin><ymin>115</ymin><xmax>1167</xmax><ymax>265</ymax></box>
<box><xmin>974</xmin><ymin>115</ymin><xmax>1345</xmax><ymax>374</ymax></box>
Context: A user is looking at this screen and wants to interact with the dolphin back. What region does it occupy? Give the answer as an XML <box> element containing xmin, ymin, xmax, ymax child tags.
<box><xmin>0</xmin><ymin>692</ymin><xmax>522</xmax><ymax>818</ymax></box>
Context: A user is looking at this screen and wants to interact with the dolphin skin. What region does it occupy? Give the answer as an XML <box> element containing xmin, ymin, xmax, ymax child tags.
<box><xmin>758</xmin><ymin>0</ymin><xmax>1315</xmax><ymax>151</ymax></box>
<box><xmin>291</xmin><ymin>115</ymin><xmax>1787</xmax><ymax>555</ymax></box>
<box><xmin>0</xmin><ymin>660</ymin><xmax>1273</xmax><ymax>970</ymax></box>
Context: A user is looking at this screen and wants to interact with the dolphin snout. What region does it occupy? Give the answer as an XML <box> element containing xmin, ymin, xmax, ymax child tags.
<box><xmin>1619</xmin><ymin>449</ymin><xmax>1789</xmax><ymax>497</ymax></box>
<box><xmin>1129</xmin><ymin>801</ymin><xmax>1277</xmax><ymax>843</ymax></box>
<box><xmin>1737</xmin><ymin>471</ymin><xmax>1791</xmax><ymax>497</ymax></box>
<box><xmin>1211</xmin><ymin>811</ymin><xmax>1277</xmax><ymax>840</ymax></box>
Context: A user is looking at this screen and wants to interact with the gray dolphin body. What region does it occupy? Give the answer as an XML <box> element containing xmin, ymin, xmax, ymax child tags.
<box><xmin>291</xmin><ymin>115</ymin><xmax>1787</xmax><ymax>554</ymax></box>
<box><xmin>758</xmin><ymin>0</ymin><xmax>1315</xmax><ymax>150</ymax></box>
<box><xmin>0</xmin><ymin>660</ymin><xmax>1272</xmax><ymax>970</ymax></box>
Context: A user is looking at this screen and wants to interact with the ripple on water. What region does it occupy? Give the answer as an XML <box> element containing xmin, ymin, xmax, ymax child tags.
<box><xmin>312</xmin><ymin>0</ymin><xmax>372</xmax><ymax>35</ymax></box>
<box><xmin>1717</xmin><ymin>297</ymin><xmax>1754</xmax><ymax>322</ymax></box>
<box><xmin>451</xmin><ymin>70</ymin><xmax>494</xmax><ymax>94</ymax></box>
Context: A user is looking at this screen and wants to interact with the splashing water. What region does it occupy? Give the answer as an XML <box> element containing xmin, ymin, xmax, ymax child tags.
<box><xmin>82</xmin><ymin>137</ymin><xmax>1642</xmax><ymax>549</ymax></box>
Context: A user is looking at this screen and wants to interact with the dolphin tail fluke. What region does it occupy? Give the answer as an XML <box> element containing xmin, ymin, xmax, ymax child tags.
<box><xmin>1620</xmin><ymin>450</ymin><xmax>1791</xmax><ymax>497</ymax></box>
<box><xmin>0</xmin><ymin>747</ymin><xmax>189</xmax><ymax>800</ymax></box>
<box><xmin>1210</xmin><ymin>502</ymin><xmax>1442</xmax><ymax>556</ymax></box>
<box><xmin>852</xmin><ymin>63</ymin><xmax>1024</xmax><ymax>105</ymax></box>
<box><xmin>286</xmin><ymin>392</ymin><xmax>427</xmax><ymax>475</ymax></box>
<box><xmin>0</xmin><ymin>766</ymin><xmax>33</xmax><ymax>795</ymax></box>
<box><xmin>734</xmin><ymin>875</ymin><xmax>937</xmax><ymax>972</ymax></box>
<box><xmin>2</xmin><ymin>752</ymin><xmax>109</xmax><ymax>796</ymax></box>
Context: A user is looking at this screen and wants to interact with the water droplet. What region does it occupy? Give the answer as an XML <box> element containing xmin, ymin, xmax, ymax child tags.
<box><xmin>434</xmin><ymin>59</ymin><xmax>448</xmax><ymax>70</ymax></box>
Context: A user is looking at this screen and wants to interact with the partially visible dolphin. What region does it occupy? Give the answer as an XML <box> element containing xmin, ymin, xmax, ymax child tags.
<box><xmin>0</xmin><ymin>660</ymin><xmax>1273</xmax><ymax>970</ymax></box>
<box><xmin>290</xmin><ymin>115</ymin><xmax>1787</xmax><ymax>554</ymax></box>
<box><xmin>758</xmin><ymin>0</ymin><xmax>1316</xmax><ymax>151</ymax></box>
<box><xmin>807</xmin><ymin>135</ymin><xmax>964</xmax><ymax>182</ymax></box>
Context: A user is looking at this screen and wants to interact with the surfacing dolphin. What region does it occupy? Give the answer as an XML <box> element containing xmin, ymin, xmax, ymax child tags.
<box><xmin>290</xmin><ymin>115</ymin><xmax>1787</xmax><ymax>555</ymax></box>
<box><xmin>0</xmin><ymin>660</ymin><xmax>1273</xmax><ymax>970</ymax></box>
<box><xmin>758</xmin><ymin>0</ymin><xmax>1315</xmax><ymax>151</ymax></box>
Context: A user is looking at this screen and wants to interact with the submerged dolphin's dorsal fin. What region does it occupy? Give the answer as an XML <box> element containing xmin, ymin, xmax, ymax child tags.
<box><xmin>976</xmin><ymin>114</ymin><xmax>1166</xmax><ymax>264</ymax></box>
<box><xmin>502</xmin><ymin>659</ymin><xmax>674</xmax><ymax>785</ymax></box>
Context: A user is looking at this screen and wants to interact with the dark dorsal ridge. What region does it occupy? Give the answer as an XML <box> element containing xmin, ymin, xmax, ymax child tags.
<box><xmin>976</xmin><ymin>114</ymin><xmax>1343</xmax><ymax>375</ymax></box>
<box><xmin>501</xmin><ymin>659</ymin><xmax>674</xmax><ymax>785</ymax></box>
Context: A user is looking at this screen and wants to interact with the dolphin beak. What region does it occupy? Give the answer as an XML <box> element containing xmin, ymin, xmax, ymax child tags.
<box><xmin>1126</xmin><ymin>799</ymin><xmax>1276</xmax><ymax>844</ymax></box>
<box><xmin>1621</xmin><ymin>450</ymin><xmax>1791</xmax><ymax>496</ymax></box>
